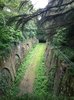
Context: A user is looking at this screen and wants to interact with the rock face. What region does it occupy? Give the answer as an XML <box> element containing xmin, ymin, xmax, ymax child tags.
<box><xmin>0</xmin><ymin>38</ymin><xmax>38</xmax><ymax>94</ymax></box>
<box><xmin>45</xmin><ymin>42</ymin><xmax>74</xmax><ymax>96</ymax></box>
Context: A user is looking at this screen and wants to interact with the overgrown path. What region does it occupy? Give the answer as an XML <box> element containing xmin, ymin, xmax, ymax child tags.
<box><xmin>18</xmin><ymin>43</ymin><xmax>46</xmax><ymax>96</ymax></box>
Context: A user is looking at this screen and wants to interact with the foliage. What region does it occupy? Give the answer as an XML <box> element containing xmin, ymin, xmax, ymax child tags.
<box><xmin>51</xmin><ymin>26</ymin><xmax>74</xmax><ymax>96</ymax></box>
<box><xmin>34</xmin><ymin>57</ymin><xmax>48</xmax><ymax>97</ymax></box>
<box><xmin>0</xmin><ymin>25</ymin><xmax>23</xmax><ymax>58</ymax></box>
<box><xmin>23</xmin><ymin>20</ymin><xmax>37</xmax><ymax>39</ymax></box>
<box><xmin>52</xmin><ymin>28</ymin><xmax>67</xmax><ymax>47</ymax></box>
<box><xmin>63</xmin><ymin>48</ymin><xmax>74</xmax><ymax>62</ymax></box>
<box><xmin>52</xmin><ymin>27</ymin><xmax>74</xmax><ymax>62</ymax></box>
<box><xmin>0</xmin><ymin>0</ymin><xmax>37</xmax><ymax>58</ymax></box>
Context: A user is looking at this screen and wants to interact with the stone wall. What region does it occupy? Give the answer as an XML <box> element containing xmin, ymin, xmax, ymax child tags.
<box><xmin>0</xmin><ymin>38</ymin><xmax>38</xmax><ymax>94</ymax></box>
<box><xmin>45</xmin><ymin>42</ymin><xmax>74</xmax><ymax>96</ymax></box>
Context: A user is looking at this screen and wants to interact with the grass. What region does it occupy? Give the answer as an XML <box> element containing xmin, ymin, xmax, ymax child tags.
<box><xmin>9</xmin><ymin>44</ymin><xmax>46</xmax><ymax>96</ymax></box>
<box><xmin>0</xmin><ymin>43</ymin><xmax>47</xmax><ymax>99</ymax></box>
<box><xmin>0</xmin><ymin>44</ymin><xmax>39</xmax><ymax>97</ymax></box>
<box><xmin>34</xmin><ymin>56</ymin><xmax>48</xmax><ymax>98</ymax></box>
<box><xmin>1</xmin><ymin>43</ymin><xmax>73</xmax><ymax>100</ymax></box>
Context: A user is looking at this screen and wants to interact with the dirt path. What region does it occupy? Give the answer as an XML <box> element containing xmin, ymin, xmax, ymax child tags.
<box><xmin>18</xmin><ymin>44</ymin><xmax>46</xmax><ymax>95</ymax></box>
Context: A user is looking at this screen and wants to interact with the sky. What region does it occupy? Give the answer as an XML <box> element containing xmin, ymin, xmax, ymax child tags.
<box><xmin>30</xmin><ymin>0</ymin><xmax>48</xmax><ymax>9</ymax></box>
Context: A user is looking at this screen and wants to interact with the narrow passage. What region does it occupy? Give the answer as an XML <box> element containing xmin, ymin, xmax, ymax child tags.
<box><xmin>18</xmin><ymin>43</ymin><xmax>46</xmax><ymax>95</ymax></box>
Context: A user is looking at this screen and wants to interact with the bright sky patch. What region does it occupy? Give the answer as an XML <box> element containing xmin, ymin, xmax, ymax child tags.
<box><xmin>30</xmin><ymin>0</ymin><xmax>48</xmax><ymax>9</ymax></box>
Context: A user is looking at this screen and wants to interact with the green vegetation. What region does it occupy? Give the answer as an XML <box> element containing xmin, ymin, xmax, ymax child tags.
<box><xmin>0</xmin><ymin>0</ymin><xmax>74</xmax><ymax>99</ymax></box>
<box><xmin>0</xmin><ymin>0</ymin><xmax>37</xmax><ymax>59</ymax></box>
<box><xmin>34</xmin><ymin>56</ymin><xmax>48</xmax><ymax>97</ymax></box>
<box><xmin>0</xmin><ymin>25</ymin><xmax>23</xmax><ymax>58</ymax></box>
<box><xmin>52</xmin><ymin>27</ymin><xmax>74</xmax><ymax>62</ymax></box>
<box><xmin>0</xmin><ymin>44</ymin><xmax>47</xmax><ymax>99</ymax></box>
<box><xmin>50</xmin><ymin>26</ymin><xmax>74</xmax><ymax>97</ymax></box>
<box><xmin>52</xmin><ymin>28</ymin><xmax>67</xmax><ymax>47</ymax></box>
<box><xmin>8</xmin><ymin>45</ymin><xmax>39</xmax><ymax>96</ymax></box>
<box><xmin>0</xmin><ymin>45</ymin><xmax>36</xmax><ymax>99</ymax></box>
